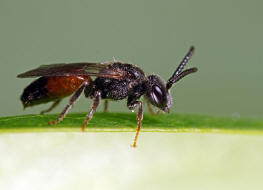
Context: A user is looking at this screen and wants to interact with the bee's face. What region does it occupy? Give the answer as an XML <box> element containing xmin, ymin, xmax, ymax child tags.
<box><xmin>145</xmin><ymin>75</ymin><xmax>172</xmax><ymax>112</ymax></box>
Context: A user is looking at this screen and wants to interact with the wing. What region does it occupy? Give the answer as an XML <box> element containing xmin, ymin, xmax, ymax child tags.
<box><xmin>17</xmin><ymin>62</ymin><xmax>125</xmax><ymax>79</ymax></box>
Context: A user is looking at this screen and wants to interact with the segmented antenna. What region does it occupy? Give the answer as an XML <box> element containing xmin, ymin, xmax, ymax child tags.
<box><xmin>166</xmin><ymin>46</ymin><xmax>197</xmax><ymax>89</ymax></box>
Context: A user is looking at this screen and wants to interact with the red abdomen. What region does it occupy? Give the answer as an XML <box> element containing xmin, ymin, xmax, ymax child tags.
<box><xmin>46</xmin><ymin>76</ymin><xmax>92</xmax><ymax>98</ymax></box>
<box><xmin>21</xmin><ymin>76</ymin><xmax>92</xmax><ymax>108</ymax></box>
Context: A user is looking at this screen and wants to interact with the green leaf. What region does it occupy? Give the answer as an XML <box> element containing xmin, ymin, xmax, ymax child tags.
<box><xmin>0</xmin><ymin>113</ymin><xmax>262</xmax><ymax>134</ymax></box>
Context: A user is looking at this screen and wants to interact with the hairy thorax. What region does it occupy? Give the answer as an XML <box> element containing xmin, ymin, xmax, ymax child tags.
<box><xmin>92</xmin><ymin>63</ymin><xmax>147</xmax><ymax>100</ymax></box>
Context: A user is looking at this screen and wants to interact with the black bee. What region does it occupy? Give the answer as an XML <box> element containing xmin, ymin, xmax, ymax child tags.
<box><xmin>17</xmin><ymin>46</ymin><xmax>197</xmax><ymax>147</ymax></box>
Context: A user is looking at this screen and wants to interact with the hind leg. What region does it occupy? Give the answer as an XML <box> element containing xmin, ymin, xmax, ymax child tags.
<box><xmin>40</xmin><ymin>99</ymin><xmax>61</xmax><ymax>115</ymax></box>
<box><xmin>48</xmin><ymin>81</ymin><xmax>89</xmax><ymax>125</ymax></box>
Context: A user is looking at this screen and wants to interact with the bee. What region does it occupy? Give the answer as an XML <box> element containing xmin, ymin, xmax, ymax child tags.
<box><xmin>17</xmin><ymin>46</ymin><xmax>197</xmax><ymax>147</ymax></box>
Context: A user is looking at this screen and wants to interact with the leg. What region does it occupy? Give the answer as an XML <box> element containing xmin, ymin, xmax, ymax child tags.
<box><xmin>146</xmin><ymin>100</ymin><xmax>155</xmax><ymax>115</ymax></box>
<box><xmin>48</xmin><ymin>81</ymin><xmax>88</xmax><ymax>125</ymax></box>
<box><xmin>40</xmin><ymin>99</ymin><xmax>61</xmax><ymax>115</ymax></box>
<box><xmin>81</xmin><ymin>91</ymin><xmax>101</xmax><ymax>132</ymax></box>
<box><xmin>128</xmin><ymin>101</ymin><xmax>143</xmax><ymax>148</ymax></box>
<box><xmin>103</xmin><ymin>100</ymin><xmax>109</xmax><ymax>112</ymax></box>
<box><xmin>143</xmin><ymin>96</ymin><xmax>156</xmax><ymax>115</ymax></box>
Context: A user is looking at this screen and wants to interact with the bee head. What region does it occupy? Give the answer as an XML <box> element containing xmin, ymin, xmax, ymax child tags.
<box><xmin>145</xmin><ymin>75</ymin><xmax>172</xmax><ymax>113</ymax></box>
<box><xmin>145</xmin><ymin>46</ymin><xmax>198</xmax><ymax>113</ymax></box>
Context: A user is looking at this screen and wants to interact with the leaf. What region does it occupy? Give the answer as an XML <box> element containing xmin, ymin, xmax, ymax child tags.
<box><xmin>0</xmin><ymin>113</ymin><xmax>262</xmax><ymax>134</ymax></box>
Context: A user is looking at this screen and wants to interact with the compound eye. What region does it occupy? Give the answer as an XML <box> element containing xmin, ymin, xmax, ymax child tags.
<box><xmin>151</xmin><ymin>85</ymin><xmax>164</xmax><ymax>105</ymax></box>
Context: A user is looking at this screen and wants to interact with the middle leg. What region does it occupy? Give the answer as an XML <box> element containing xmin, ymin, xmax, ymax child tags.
<box><xmin>81</xmin><ymin>90</ymin><xmax>102</xmax><ymax>132</ymax></box>
<box><xmin>103</xmin><ymin>100</ymin><xmax>109</xmax><ymax>112</ymax></box>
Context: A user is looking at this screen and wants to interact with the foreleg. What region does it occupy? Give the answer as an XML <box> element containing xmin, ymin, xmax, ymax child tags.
<box><xmin>128</xmin><ymin>100</ymin><xmax>143</xmax><ymax>148</ymax></box>
<box><xmin>146</xmin><ymin>100</ymin><xmax>155</xmax><ymax>115</ymax></box>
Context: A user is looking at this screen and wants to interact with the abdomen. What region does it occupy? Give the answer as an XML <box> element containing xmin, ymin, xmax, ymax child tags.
<box><xmin>21</xmin><ymin>76</ymin><xmax>91</xmax><ymax>108</ymax></box>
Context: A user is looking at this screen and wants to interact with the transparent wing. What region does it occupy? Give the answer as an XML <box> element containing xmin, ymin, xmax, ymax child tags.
<box><xmin>17</xmin><ymin>62</ymin><xmax>124</xmax><ymax>79</ymax></box>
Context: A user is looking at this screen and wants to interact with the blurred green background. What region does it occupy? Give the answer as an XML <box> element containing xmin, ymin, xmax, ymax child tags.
<box><xmin>0</xmin><ymin>0</ymin><xmax>262</xmax><ymax>117</ymax></box>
